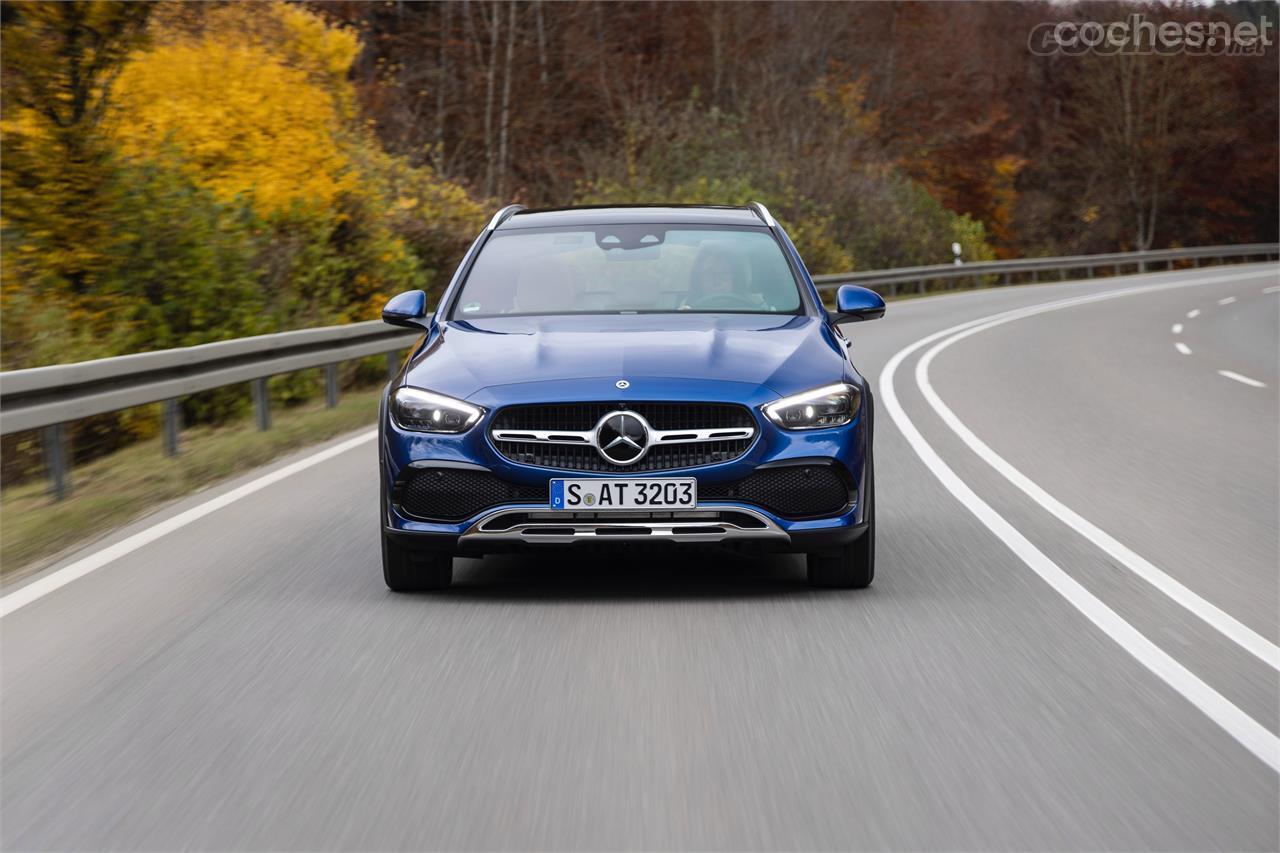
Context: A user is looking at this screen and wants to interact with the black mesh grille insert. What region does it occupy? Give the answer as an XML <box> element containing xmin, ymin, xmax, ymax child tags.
<box><xmin>490</xmin><ymin>402</ymin><xmax>755</xmax><ymax>472</ymax></box>
<box><xmin>493</xmin><ymin>440</ymin><xmax>752</xmax><ymax>473</ymax></box>
<box><xmin>701</xmin><ymin>465</ymin><xmax>852</xmax><ymax>519</ymax></box>
<box><xmin>395</xmin><ymin>468</ymin><xmax>548</xmax><ymax>521</ymax></box>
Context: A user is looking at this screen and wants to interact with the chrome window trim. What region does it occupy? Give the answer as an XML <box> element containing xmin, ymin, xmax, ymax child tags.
<box><xmin>485</xmin><ymin>203</ymin><xmax>526</xmax><ymax>230</ymax></box>
<box><xmin>747</xmin><ymin>201</ymin><xmax>777</xmax><ymax>227</ymax></box>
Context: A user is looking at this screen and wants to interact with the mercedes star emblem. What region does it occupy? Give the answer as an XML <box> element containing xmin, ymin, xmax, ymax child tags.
<box><xmin>595</xmin><ymin>411</ymin><xmax>648</xmax><ymax>465</ymax></box>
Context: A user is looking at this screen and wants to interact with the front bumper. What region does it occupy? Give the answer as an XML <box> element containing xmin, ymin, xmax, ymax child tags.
<box><xmin>384</xmin><ymin>509</ymin><xmax>868</xmax><ymax>555</ymax></box>
<box><xmin>380</xmin><ymin>383</ymin><xmax>871</xmax><ymax>555</ymax></box>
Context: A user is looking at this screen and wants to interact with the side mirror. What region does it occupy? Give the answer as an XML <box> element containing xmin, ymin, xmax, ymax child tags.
<box><xmin>833</xmin><ymin>285</ymin><xmax>886</xmax><ymax>323</ymax></box>
<box><xmin>382</xmin><ymin>290</ymin><xmax>430</xmax><ymax>329</ymax></box>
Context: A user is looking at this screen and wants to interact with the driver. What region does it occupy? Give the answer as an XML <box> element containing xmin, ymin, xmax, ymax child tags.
<box><xmin>682</xmin><ymin>244</ymin><xmax>762</xmax><ymax>309</ymax></box>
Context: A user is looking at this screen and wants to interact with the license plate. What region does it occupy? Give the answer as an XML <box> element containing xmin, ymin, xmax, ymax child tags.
<box><xmin>550</xmin><ymin>478</ymin><xmax>697</xmax><ymax>511</ymax></box>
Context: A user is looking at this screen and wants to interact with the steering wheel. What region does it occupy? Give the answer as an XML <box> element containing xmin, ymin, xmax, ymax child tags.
<box><xmin>689</xmin><ymin>292</ymin><xmax>759</xmax><ymax>310</ymax></box>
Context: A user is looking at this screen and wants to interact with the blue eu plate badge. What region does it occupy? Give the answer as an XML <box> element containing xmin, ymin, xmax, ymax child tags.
<box><xmin>550</xmin><ymin>479</ymin><xmax>565</xmax><ymax>509</ymax></box>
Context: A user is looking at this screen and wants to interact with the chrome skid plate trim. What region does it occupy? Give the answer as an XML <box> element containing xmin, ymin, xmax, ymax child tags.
<box><xmin>459</xmin><ymin>505</ymin><xmax>788</xmax><ymax>545</ymax></box>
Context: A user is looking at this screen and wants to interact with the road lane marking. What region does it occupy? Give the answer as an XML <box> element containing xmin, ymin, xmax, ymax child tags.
<box><xmin>880</xmin><ymin>273</ymin><xmax>1280</xmax><ymax>772</ymax></box>
<box><xmin>1217</xmin><ymin>296</ymin><xmax>1237</xmax><ymax>306</ymax></box>
<box><xmin>1264</xmin><ymin>285</ymin><xmax>1280</xmax><ymax>294</ymax></box>
<box><xmin>910</xmin><ymin>280</ymin><xmax>1279</xmax><ymax>671</ymax></box>
<box><xmin>1175</xmin><ymin>342</ymin><xmax>1192</xmax><ymax>355</ymax></box>
<box><xmin>1218</xmin><ymin>370</ymin><xmax>1267</xmax><ymax>388</ymax></box>
<box><xmin>1171</xmin><ymin>323</ymin><xmax>1183</xmax><ymax>334</ymax></box>
<box><xmin>1186</xmin><ymin>309</ymin><xmax>1201</xmax><ymax>318</ymax></box>
<box><xmin>0</xmin><ymin>431</ymin><xmax>377</xmax><ymax>617</ymax></box>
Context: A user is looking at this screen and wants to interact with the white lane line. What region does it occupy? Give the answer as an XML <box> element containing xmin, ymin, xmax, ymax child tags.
<box><xmin>1186</xmin><ymin>309</ymin><xmax>1201</xmax><ymax>318</ymax></box>
<box><xmin>1175</xmin><ymin>342</ymin><xmax>1193</xmax><ymax>355</ymax></box>
<box><xmin>1218</xmin><ymin>296</ymin><xmax>1237</xmax><ymax>306</ymax></box>
<box><xmin>1171</xmin><ymin>323</ymin><xmax>1183</xmax><ymax>334</ymax></box>
<box><xmin>1218</xmin><ymin>370</ymin><xmax>1267</xmax><ymax>388</ymax></box>
<box><xmin>1263</xmin><ymin>285</ymin><xmax>1280</xmax><ymax>294</ymax></box>
<box><xmin>0</xmin><ymin>431</ymin><xmax>377</xmax><ymax>618</ymax></box>
<box><xmin>911</xmin><ymin>283</ymin><xmax>1279</xmax><ymax>671</ymax></box>
<box><xmin>880</xmin><ymin>284</ymin><xmax>1280</xmax><ymax>773</ymax></box>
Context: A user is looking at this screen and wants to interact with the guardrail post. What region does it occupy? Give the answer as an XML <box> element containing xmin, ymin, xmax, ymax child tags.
<box><xmin>1138</xmin><ymin>259</ymin><xmax>1146</xmax><ymax>273</ymax></box>
<box><xmin>251</xmin><ymin>378</ymin><xmax>271</xmax><ymax>430</ymax></box>
<box><xmin>1086</xmin><ymin>266</ymin><xmax>1093</xmax><ymax>278</ymax></box>
<box><xmin>1001</xmin><ymin>272</ymin><xmax>1010</xmax><ymax>286</ymax></box>
<box><xmin>386</xmin><ymin>350</ymin><xmax>400</xmax><ymax>381</ymax></box>
<box><xmin>324</xmin><ymin>363</ymin><xmax>339</xmax><ymax>408</ymax></box>
<box><xmin>42</xmin><ymin>423</ymin><xmax>69</xmax><ymax>501</ymax></box>
<box><xmin>917</xmin><ymin>279</ymin><xmax>925</xmax><ymax>295</ymax></box>
<box><xmin>162</xmin><ymin>398</ymin><xmax>181</xmax><ymax>456</ymax></box>
<box><xmin>1030</xmin><ymin>270</ymin><xmax>1038</xmax><ymax>282</ymax></box>
<box><xmin>1058</xmin><ymin>268</ymin><xmax>1067</xmax><ymax>281</ymax></box>
<box><xmin>889</xmin><ymin>282</ymin><xmax>898</xmax><ymax>298</ymax></box>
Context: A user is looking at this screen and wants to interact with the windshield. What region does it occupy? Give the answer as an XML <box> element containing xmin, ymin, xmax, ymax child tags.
<box><xmin>450</xmin><ymin>225</ymin><xmax>803</xmax><ymax>318</ymax></box>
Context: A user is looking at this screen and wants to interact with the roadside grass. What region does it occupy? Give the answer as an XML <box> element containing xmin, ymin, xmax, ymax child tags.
<box><xmin>1</xmin><ymin>387</ymin><xmax>382</xmax><ymax>582</ymax></box>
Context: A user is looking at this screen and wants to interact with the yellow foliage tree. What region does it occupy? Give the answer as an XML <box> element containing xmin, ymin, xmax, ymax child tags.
<box><xmin>109</xmin><ymin>7</ymin><xmax>358</xmax><ymax>220</ymax></box>
<box><xmin>106</xmin><ymin>1</ymin><xmax>483</xmax><ymax>311</ymax></box>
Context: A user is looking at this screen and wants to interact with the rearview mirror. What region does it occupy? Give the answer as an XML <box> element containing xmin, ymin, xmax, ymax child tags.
<box><xmin>382</xmin><ymin>290</ymin><xmax>430</xmax><ymax>329</ymax></box>
<box><xmin>833</xmin><ymin>285</ymin><xmax>886</xmax><ymax>323</ymax></box>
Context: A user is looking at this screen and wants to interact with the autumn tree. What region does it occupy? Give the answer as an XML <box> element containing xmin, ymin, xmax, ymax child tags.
<box><xmin>106</xmin><ymin>2</ymin><xmax>483</xmax><ymax>325</ymax></box>
<box><xmin>1058</xmin><ymin>52</ymin><xmax>1236</xmax><ymax>251</ymax></box>
<box><xmin>1</xmin><ymin>1</ymin><xmax>151</xmax><ymax>294</ymax></box>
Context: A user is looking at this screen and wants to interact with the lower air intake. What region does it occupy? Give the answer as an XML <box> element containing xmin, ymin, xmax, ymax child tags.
<box><xmin>395</xmin><ymin>468</ymin><xmax>547</xmax><ymax>521</ymax></box>
<box><xmin>701</xmin><ymin>464</ymin><xmax>852</xmax><ymax>519</ymax></box>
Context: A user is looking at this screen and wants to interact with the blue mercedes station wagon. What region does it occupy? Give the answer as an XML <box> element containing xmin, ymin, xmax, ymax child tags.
<box><xmin>378</xmin><ymin>203</ymin><xmax>885</xmax><ymax>591</ymax></box>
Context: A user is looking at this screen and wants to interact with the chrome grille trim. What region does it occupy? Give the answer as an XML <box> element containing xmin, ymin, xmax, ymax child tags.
<box><xmin>490</xmin><ymin>426</ymin><xmax>755</xmax><ymax>446</ymax></box>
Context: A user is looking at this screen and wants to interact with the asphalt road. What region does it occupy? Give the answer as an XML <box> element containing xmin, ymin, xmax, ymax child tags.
<box><xmin>3</xmin><ymin>264</ymin><xmax>1278</xmax><ymax>850</ymax></box>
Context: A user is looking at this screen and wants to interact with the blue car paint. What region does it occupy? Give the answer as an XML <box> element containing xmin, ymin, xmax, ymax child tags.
<box><xmin>380</xmin><ymin>208</ymin><xmax>874</xmax><ymax>548</ymax></box>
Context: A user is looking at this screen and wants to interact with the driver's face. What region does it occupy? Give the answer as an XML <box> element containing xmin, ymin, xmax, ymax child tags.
<box><xmin>700</xmin><ymin>258</ymin><xmax>734</xmax><ymax>293</ymax></box>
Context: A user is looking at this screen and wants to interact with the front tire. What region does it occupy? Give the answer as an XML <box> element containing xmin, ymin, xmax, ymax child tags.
<box><xmin>382</xmin><ymin>533</ymin><xmax>453</xmax><ymax>591</ymax></box>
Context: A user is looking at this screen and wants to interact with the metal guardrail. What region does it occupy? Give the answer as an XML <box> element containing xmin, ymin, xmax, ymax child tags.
<box><xmin>812</xmin><ymin>243</ymin><xmax>1279</xmax><ymax>297</ymax></box>
<box><xmin>0</xmin><ymin>321</ymin><xmax>420</xmax><ymax>498</ymax></box>
<box><xmin>2</xmin><ymin>243</ymin><xmax>1277</xmax><ymax>499</ymax></box>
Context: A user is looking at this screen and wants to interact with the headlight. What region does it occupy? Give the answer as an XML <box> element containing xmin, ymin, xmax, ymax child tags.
<box><xmin>391</xmin><ymin>387</ymin><xmax>484</xmax><ymax>433</ymax></box>
<box><xmin>762</xmin><ymin>382</ymin><xmax>860</xmax><ymax>430</ymax></box>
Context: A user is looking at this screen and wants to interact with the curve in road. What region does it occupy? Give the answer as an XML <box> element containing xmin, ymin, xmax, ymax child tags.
<box><xmin>880</xmin><ymin>268</ymin><xmax>1280</xmax><ymax>771</ymax></box>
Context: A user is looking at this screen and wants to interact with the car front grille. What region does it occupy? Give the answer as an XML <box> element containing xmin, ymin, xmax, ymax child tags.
<box><xmin>701</xmin><ymin>464</ymin><xmax>853</xmax><ymax>519</ymax></box>
<box><xmin>489</xmin><ymin>401</ymin><xmax>756</xmax><ymax>472</ymax></box>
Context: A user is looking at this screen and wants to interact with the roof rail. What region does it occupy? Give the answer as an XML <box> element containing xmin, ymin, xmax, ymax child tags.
<box><xmin>747</xmin><ymin>201</ymin><xmax>777</xmax><ymax>227</ymax></box>
<box><xmin>486</xmin><ymin>204</ymin><xmax>526</xmax><ymax>230</ymax></box>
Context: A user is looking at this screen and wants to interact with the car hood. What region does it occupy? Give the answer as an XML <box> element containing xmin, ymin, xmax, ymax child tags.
<box><xmin>403</xmin><ymin>313</ymin><xmax>849</xmax><ymax>401</ymax></box>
